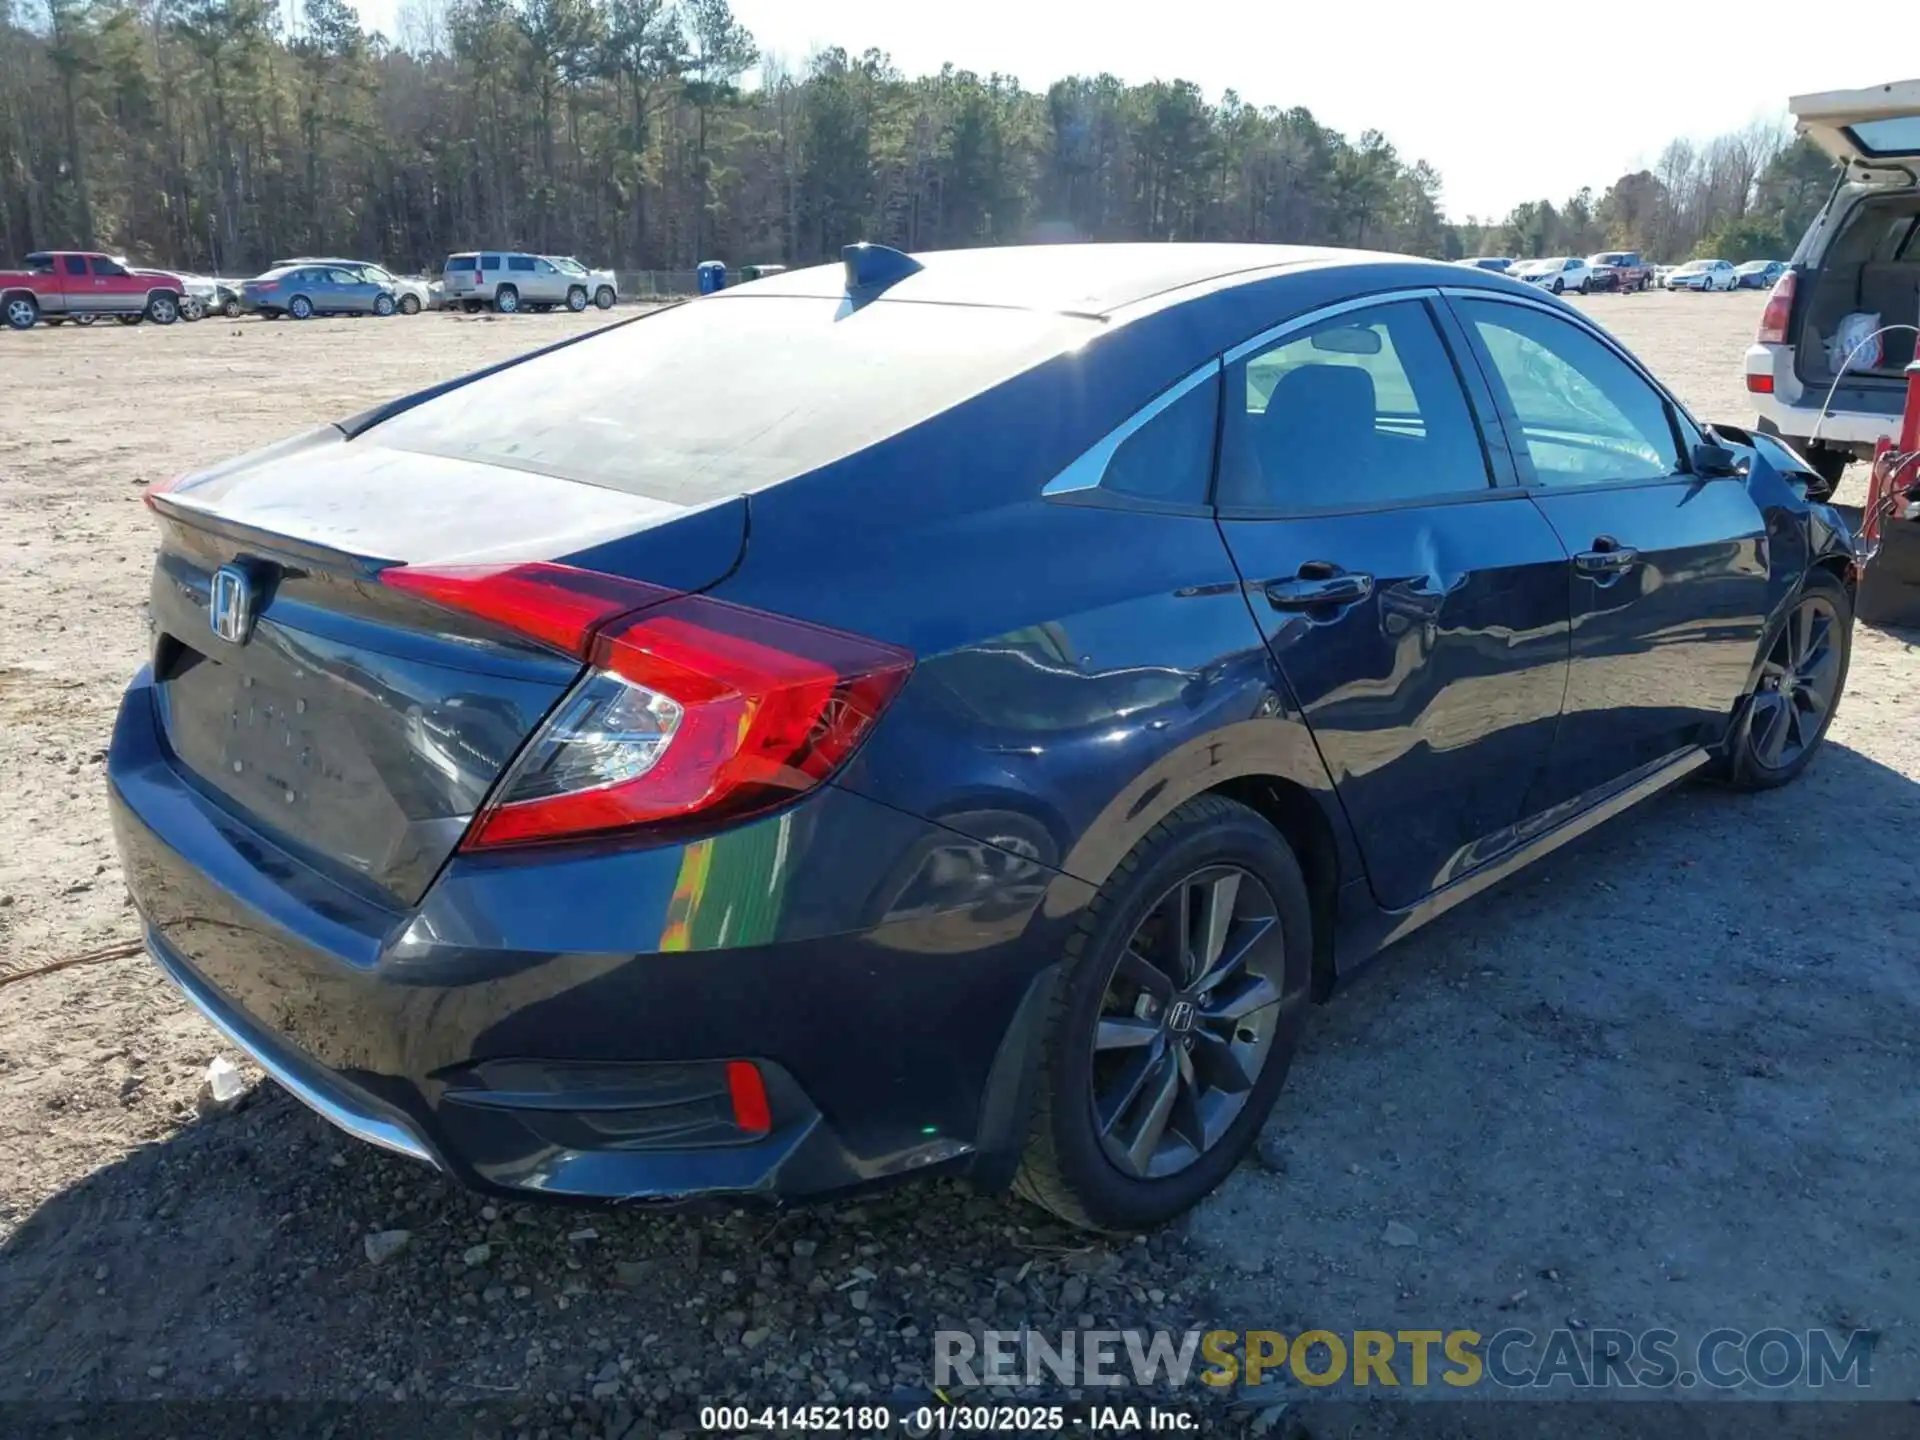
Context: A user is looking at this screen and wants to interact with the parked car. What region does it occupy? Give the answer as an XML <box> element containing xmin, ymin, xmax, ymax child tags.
<box><xmin>134</xmin><ymin>268</ymin><xmax>220</xmax><ymax>320</ymax></box>
<box><xmin>1666</xmin><ymin>258</ymin><xmax>1738</xmax><ymax>292</ymax></box>
<box><xmin>115</xmin><ymin>242</ymin><xmax>1861</xmax><ymax>1232</ymax></box>
<box><xmin>242</xmin><ymin>264</ymin><xmax>401</xmax><ymax>319</ymax></box>
<box><xmin>442</xmin><ymin>251</ymin><xmax>611</xmax><ymax>313</ymax></box>
<box><xmin>1</xmin><ymin>251</ymin><xmax>184</xmax><ymax>329</ymax></box>
<box><xmin>1455</xmin><ymin>256</ymin><xmax>1514</xmax><ymax>273</ymax></box>
<box><xmin>1508</xmin><ymin>255</ymin><xmax>1594</xmax><ymax>293</ymax></box>
<box><xmin>1744</xmin><ymin>79</ymin><xmax>1920</xmax><ymax>489</ymax></box>
<box><xmin>274</xmin><ymin>257</ymin><xmax>429</xmax><ymax>314</ymax></box>
<box><xmin>1586</xmin><ymin>250</ymin><xmax>1653</xmax><ymax>292</ymax></box>
<box><xmin>1735</xmin><ymin>259</ymin><xmax>1788</xmax><ymax>290</ymax></box>
<box><xmin>543</xmin><ymin>255</ymin><xmax>619</xmax><ymax>310</ymax></box>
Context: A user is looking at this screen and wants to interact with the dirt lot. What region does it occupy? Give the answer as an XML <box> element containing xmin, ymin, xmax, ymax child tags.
<box><xmin>3</xmin><ymin>294</ymin><xmax>1918</xmax><ymax>1430</ymax></box>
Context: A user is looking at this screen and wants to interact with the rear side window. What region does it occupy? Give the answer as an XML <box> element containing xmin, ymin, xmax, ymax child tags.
<box><xmin>1080</xmin><ymin>369</ymin><xmax>1219</xmax><ymax>505</ymax></box>
<box><xmin>508</xmin><ymin>255</ymin><xmax>535</xmax><ymax>273</ymax></box>
<box><xmin>89</xmin><ymin>256</ymin><xmax>127</xmax><ymax>277</ymax></box>
<box><xmin>372</xmin><ymin>296</ymin><xmax>1097</xmax><ymax>502</ymax></box>
<box><xmin>1217</xmin><ymin>299</ymin><xmax>1492</xmax><ymax>511</ymax></box>
<box><xmin>481</xmin><ymin>255</ymin><xmax>502</xmax><ymax>271</ymax></box>
<box><xmin>63</xmin><ymin>255</ymin><xmax>87</xmax><ymax>276</ymax></box>
<box><xmin>1458</xmin><ymin>298</ymin><xmax>1681</xmax><ymax>487</ymax></box>
<box><xmin>446</xmin><ymin>255</ymin><xmax>475</xmax><ymax>270</ymax></box>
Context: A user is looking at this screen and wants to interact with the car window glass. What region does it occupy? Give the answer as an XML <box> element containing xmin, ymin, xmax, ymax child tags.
<box><xmin>1216</xmin><ymin>299</ymin><xmax>1491</xmax><ymax>511</ymax></box>
<box><xmin>535</xmin><ymin>260</ymin><xmax>556</xmax><ymax>274</ymax></box>
<box><xmin>89</xmin><ymin>256</ymin><xmax>126</xmax><ymax>277</ymax></box>
<box><xmin>481</xmin><ymin>255</ymin><xmax>501</xmax><ymax>270</ymax></box>
<box><xmin>447</xmin><ymin>255</ymin><xmax>475</xmax><ymax>270</ymax></box>
<box><xmin>62</xmin><ymin>255</ymin><xmax>87</xmax><ymax>275</ymax></box>
<box><xmin>509</xmin><ymin>255</ymin><xmax>535</xmax><ymax>272</ymax></box>
<box><xmin>1092</xmin><ymin>372</ymin><xmax>1219</xmax><ymax>505</ymax></box>
<box><xmin>1459</xmin><ymin>299</ymin><xmax>1680</xmax><ymax>487</ymax></box>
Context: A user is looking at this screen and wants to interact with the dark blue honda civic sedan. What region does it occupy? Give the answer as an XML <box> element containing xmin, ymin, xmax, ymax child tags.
<box><xmin>109</xmin><ymin>242</ymin><xmax>1859</xmax><ymax>1231</ymax></box>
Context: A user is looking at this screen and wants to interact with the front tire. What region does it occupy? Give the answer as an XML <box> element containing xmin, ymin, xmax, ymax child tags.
<box><xmin>147</xmin><ymin>293</ymin><xmax>179</xmax><ymax>325</ymax></box>
<box><xmin>1551</xmin><ymin>278</ymin><xmax>1565</xmax><ymax>294</ymax></box>
<box><xmin>398</xmin><ymin>293</ymin><xmax>421</xmax><ymax>315</ymax></box>
<box><xmin>566</xmin><ymin>286</ymin><xmax>588</xmax><ymax>312</ymax></box>
<box><xmin>1014</xmin><ymin>794</ymin><xmax>1311</xmax><ymax>1232</ymax></box>
<box><xmin>493</xmin><ymin>285</ymin><xmax>520</xmax><ymax>314</ymax></box>
<box><xmin>594</xmin><ymin>285</ymin><xmax>616</xmax><ymax>310</ymax></box>
<box><xmin>1723</xmin><ymin>570</ymin><xmax>1851</xmax><ymax>791</ymax></box>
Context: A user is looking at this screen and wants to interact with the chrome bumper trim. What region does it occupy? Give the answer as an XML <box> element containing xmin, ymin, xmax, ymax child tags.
<box><xmin>147</xmin><ymin>941</ymin><xmax>438</xmax><ymax>1168</ymax></box>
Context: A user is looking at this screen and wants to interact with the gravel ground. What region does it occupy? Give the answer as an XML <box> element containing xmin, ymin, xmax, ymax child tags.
<box><xmin>2</xmin><ymin>292</ymin><xmax>1918</xmax><ymax>1433</ymax></box>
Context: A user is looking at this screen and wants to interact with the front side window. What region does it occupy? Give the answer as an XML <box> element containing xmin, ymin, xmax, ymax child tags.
<box><xmin>1217</xmin><ymin>298</ymin><xmax>1491</xmax><ymax>511</ymax></box>
<box><xmin>1457</xmin><ymin>298</ymin><xmax>1681</xmax><ymax>487</ymax></box>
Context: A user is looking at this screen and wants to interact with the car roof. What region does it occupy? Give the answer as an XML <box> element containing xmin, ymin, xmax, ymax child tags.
<box><xmin>730</xmin><ymin>242</ymin><xmax>1416</xmax><ymax>318</ymax></box>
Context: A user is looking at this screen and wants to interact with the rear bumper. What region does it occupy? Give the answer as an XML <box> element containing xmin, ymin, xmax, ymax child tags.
<box><xmin>109</xmin><ymin>664</ymin><xmax>1084</xmax><ymax>1203</ymax></box>
<box><xmin>1747</xmin><ymin>341</ymin><xmax>1908</xmax><ymax>453</ymax></box>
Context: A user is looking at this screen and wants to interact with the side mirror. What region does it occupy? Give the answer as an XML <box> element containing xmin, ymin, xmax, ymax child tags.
<box><xmin>1691</xmin><ymin>440</ymin><xmax>1743</xmax><ymax>478</ymax></box>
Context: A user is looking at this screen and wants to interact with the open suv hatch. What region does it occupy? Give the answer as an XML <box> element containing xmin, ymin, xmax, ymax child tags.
<box><xmin>1746</xmin><ymin>79</ymin><xmax>1920</xmax><ymax>487</ymax></box>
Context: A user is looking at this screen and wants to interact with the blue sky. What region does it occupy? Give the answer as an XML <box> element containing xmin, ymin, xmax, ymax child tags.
<box><xmin>362</xmin><ymin>0</ymin><xmax>1915</xmax><ymax>221</ymax></box>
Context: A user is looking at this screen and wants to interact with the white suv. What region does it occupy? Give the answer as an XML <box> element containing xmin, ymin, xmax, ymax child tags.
<box><xmin>442</xmin><ymin>251</ymin><xmax>618</xmax><ymax>314</ymax></box>
<box><xmin>1745</xmin><ymin>78</ymin><xmax>1920</xmax><ymax>488</ymax></box>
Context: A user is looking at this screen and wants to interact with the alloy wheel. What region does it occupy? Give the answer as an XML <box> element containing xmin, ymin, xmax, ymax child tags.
<box><xmin>1748</xmin><ymin>593</ymin><xmax>1841</xmax><ymax>772</ymax></box>
<box><xmin>5</xmin><ymin>297</ymin><xmax>35</xmax><ymax>329</ymax></box>
<box><xmin>1089</xmin><ymin>865</ymin><xmax>1287</xmax><ymax>1180</ymax></box>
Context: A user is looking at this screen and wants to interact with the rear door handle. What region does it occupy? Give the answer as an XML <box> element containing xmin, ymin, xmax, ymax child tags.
<box><xmin>1264</xmin><ymin>566</ymin><xmax>1374</xmax><ymax>610</ymax></box>
<box><xmin>1574</xmin><ymin>538</ymin><xmax>1639</xmax><ymax>574</ymax></box>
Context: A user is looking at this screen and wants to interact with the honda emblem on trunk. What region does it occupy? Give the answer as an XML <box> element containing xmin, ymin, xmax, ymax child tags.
<box><xmin>209</xmin><ymin>565</ymin><xmax>255</xmax><ymax>645</ymax></box>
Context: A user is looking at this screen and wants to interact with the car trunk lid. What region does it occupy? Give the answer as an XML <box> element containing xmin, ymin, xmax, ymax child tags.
<box><xmin>1793</xmin><ymin>79</ymin><xmax>1920</xmax><ymax>172</ymax></box>
<box><xmin>145</xmin><ymin>427</ymin><xmax>745</xmax><ymax>908</ymax></box>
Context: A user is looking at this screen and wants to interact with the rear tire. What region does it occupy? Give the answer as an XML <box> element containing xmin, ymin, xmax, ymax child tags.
<box><xmin>493</xmin><ymin>285</ymin><xmax>520</xmax><ymax>314</ymax></box>
<box><xmin>223</xmin><ymin>297</ymin><xmax>243</xmax><ymax>318</ymax></box>
<box><xmin>374</xmin><ymin>293</ymin><xmax>396</xmax><ymax>317</ymax></box>
<box><xmin>1800</xmin><ymin>443</ymin><xmax>1851</xmax><ymax>491</ymax></box>
<box><xmin>117</xmin><ymin>313</ymin><xmax>143</xmax><ymax>326</ymax></box>
<box><xmin>288</xmin><ymin>295</ymin><xmax>313</xmax><ymax>320</ymax></box>
<box><xmin>5</xmin><ymin>294</ymin><xmax>41</xmax><ymax>330</ymax></box>
<box><xmin>1013</xmin><ymin>794</ymin><xmax>1312</xmax><ymax>1233</ymax></box>
<box><xmin>1720</xmin><ymin>569</ymin><xmax>1851</xmax><ymax>791</ymax></box>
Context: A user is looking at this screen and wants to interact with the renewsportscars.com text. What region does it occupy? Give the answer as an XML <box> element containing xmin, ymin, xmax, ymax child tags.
<box><xmin>935</xmin><ymin>1326</ymin><xmax>1875</xmax><ymax>1392</ymax></box>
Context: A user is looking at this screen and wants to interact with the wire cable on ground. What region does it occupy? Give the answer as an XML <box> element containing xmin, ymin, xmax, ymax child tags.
<box><xmin>0</xmin><ymin>938</ymin><xmax>145</xmax><ymax>990</ymax></box>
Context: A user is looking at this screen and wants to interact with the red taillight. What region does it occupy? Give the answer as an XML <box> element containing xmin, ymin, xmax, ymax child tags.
<box><xmin>142</xmin><ymin>473</ymin><xmax>189</xmax><ymax>511</ymax></box>
<box><xmin>727</xmin><ymin>1061</ymin><xmax>772</xmax><ymax>1134</ymax></box>
<box><xmin>256</xmin><ymin>281</ymin><xmax>279</xmax><ymax>292</ymax></box>
<box><xmin>1757</xmin><ymin>271</ymin><xmax>1796</xmax><ymax>346</ymax></box>
<box><xmin>1747</xmin><ymin>372</ymin><xmax>1775</xmax><ymax>394</ymax></box>
<box><xmin>380</xmin><ymin>562</ymin><xmax>914</xmax><ymax>849</ymax></box>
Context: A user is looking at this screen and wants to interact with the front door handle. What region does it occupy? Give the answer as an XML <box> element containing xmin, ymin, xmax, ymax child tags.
<box><xmin>1574</xmin><ymin>537</ymin><xmax>1639</xmax><ymax>574</ymax></box>
<box><xmin>1264</xmin><ymin>565</ymin><xmax>1374</xmax><ymax>610</ymax></box>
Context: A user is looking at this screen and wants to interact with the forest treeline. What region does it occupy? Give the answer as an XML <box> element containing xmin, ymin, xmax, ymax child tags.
<box><xmin>0</xmin><ymin>0</ymin><xmax>1844</xmax><ymax>275</ymax></box>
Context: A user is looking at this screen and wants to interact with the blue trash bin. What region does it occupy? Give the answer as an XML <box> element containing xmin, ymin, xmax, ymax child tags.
<box><xmin>697</xmin><ymin>260</ymin><xmax>727</xmax><ymax>295</ymax></box>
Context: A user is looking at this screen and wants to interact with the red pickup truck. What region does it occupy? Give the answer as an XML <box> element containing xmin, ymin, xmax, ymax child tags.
<box><xmin>1</xmin><ymin>251</ymin><xmax>186</xmax><ymax>330</ymax></box>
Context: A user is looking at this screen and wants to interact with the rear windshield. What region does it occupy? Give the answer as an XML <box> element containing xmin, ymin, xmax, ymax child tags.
<box><xmin>445</xmin><ymin>255</ymin><xmax>475</xmax><ymax>270</ymax></box>
<box><xmin>369</xmin><ymin>295</ymin><xmax>1096</xmax><ymax>502</ymax></box>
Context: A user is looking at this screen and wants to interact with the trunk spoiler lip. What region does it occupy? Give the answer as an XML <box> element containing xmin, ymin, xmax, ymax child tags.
<box><xmin>146</xmin><ymin>494</ymin><xmax>398</xmax><ymax>578</ymax></box>
<box><xmin>333</xmin><ymin>302</ymin><xmax>681</xmax><ymax>440</ymax></box>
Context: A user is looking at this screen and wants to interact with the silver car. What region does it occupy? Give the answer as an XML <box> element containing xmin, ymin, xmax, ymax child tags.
<box><xmin>442</xmin><ymin>251</ymin><xmax>614</xmax><ymax>313</ymax></box>
<box><xmin>242</xmin><ymin>264</ymin><xmax>399</xmax><ymax>320</ymax></box>
<box><xmin>274</xmin><ymin>257</ymin><xmax>428</xmax><ymax>314</ymax></box>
